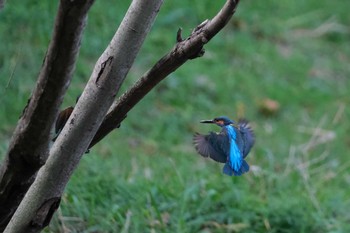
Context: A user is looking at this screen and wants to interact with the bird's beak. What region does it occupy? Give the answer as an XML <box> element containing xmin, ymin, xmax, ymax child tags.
<box><xmin>200</xmin><ymin>120</ymin><xmax>214</xmax><ymax>124</ymax></box>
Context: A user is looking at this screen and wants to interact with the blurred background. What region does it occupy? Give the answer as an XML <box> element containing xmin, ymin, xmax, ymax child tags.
<box><xmin>0</xmin><ymin>0</ymin><xmax>349</xmax><ymax>232</ymax></box>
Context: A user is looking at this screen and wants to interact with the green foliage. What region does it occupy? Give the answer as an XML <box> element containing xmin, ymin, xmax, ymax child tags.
<box><xmin>1</xmin><ymin>0</ymin><xmax>349</xmax><ymax>232</ymax></box>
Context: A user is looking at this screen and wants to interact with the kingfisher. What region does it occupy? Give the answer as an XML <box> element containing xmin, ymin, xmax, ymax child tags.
<box><xmin>193</xmin><ymin>116</ymin><xmax>255</xmax><ymax>176</ymax></box>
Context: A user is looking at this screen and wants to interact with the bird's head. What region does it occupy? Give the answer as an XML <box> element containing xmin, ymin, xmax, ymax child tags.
<box><xmin>200</xmin><ymin>116</ymin><xmax>235</xmax><ymax>127</ymax></box>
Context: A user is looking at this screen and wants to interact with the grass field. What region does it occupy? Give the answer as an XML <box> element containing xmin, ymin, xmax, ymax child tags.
<box><xmin>1</xmin><ymin>0</ymin><xmax>350</xmax><ymax>232</ymax></box>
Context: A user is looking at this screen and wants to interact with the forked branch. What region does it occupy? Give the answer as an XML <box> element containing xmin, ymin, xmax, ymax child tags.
<box><xmin>90</xmin><ymin>0</ymin><xmax>240</xmax><ymax>148</ymax></box>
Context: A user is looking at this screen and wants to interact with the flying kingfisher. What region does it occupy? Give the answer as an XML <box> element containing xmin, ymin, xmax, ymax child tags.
<box><xmin>193</xmin><ymin>116</ymin><xmax>255</xmax><ymax>176</ymax></box>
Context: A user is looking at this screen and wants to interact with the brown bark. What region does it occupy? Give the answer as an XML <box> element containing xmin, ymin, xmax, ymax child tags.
<box><xmin>89</xmin><ymin>0</ymin><xmax>240</xmax><ymax>148</ymax></box>
<box><xmin>4</xmin><ymin>1</ymin><xmax>163</xmax><ymax>232</ymax></box>
<box><xmin>0</xmin><ymin>0</ymin><xmax>95</xmax><ymax>230</ymax></box>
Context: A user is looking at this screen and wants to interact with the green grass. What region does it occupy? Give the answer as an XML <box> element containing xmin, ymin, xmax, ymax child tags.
<box><xmin>1</xmin><ymin>0</ymin><xmax>350</xmax><ymax>232</ymax></box>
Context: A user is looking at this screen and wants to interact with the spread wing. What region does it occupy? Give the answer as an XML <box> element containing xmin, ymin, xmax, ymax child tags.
<box><xmin>193</xmin><ymin>131</ymin><xmax>229</xmax><ymax>163</ymax></box>
<box><xmin>237</xmin><ymin>119</ymin><xmax>255</xmax><ymax>158</ymax></box>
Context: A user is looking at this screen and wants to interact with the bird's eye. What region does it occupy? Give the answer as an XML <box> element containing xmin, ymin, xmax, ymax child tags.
<box><xmin>216</xmin><ymin>120</ymin><xmax>224</xmax><ymax>125</ymax></box>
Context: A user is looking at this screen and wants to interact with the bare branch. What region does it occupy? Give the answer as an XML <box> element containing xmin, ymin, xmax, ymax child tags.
<box><xmin>4</xmin><ymin>0</ymin><xmax>163</xmax><ymax>232</ymax></box>
<box><xmin>0</xmin><ymin>0</ymin><xmax>94</xmax><ymax>230</ymax></box>
<box><xmin>90</xmin><ymin>0</ymin><xmax>240</xmax><ymax>148</ymax></box>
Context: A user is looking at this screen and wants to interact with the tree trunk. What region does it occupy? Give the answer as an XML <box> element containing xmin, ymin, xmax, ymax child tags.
<box><xmin>3</xmin><ymin>0</ymin><xmax>163</xmax><ymax>232</ymax></box>
<box><xmin>0</xmin><ymin>0</ymin><xmax>94</xmax><ymax>230</ymax></box>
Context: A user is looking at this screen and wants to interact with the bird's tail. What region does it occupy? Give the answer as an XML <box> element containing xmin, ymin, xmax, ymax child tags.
<box><xmin>222</xmin><ymin>160</ymin><xmax>250</xmax><ymax>176</ymax></box>
<box><xmin>223</xmin><ymin>163</ymin><xmax>233</xmax><ymax>176</ymax></box>
<box><xmin>237</xmin><ymin>160</ymin><xmax>250</xmax><ymax>175</ymax></box>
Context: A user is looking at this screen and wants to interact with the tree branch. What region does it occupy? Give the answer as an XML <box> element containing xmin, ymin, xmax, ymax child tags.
<box><xmin>89</xmin><ymin>0</ymin><xmax>240</xmax><ymax>148</ymax></box>
<box><xmin>4</xmin><ymin>0</ymin><xmax>163</xmax><ymax>232</ymax></box>
<box><xmin>0</xmin><ymin>0</ymin><xmax>94</xmax><ymax>230</ymax></box>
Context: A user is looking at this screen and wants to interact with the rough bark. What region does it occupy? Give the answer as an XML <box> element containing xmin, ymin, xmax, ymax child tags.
<box><xmin>90</xmin><ymin>0</ymin><xmax>240</xmax><ymax>148</ymax></box>
<box><xmin>3</xmin><ymin>0</ymin><xmax>163</xmax><ymax>232</ymax></box>
<box><xmin>0</xmin><ymin>0</ymin><xmax>95</xmax><ymax>231</ymax></box>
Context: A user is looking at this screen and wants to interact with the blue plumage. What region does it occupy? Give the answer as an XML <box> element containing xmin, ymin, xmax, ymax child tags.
<box><xmin>225</xmin><ymin>125</ymin><xmax>243</xmax><ymax>175</ymax></box>
<box><xmin>193</xmin><ymin>116</ymin><xmax>255</xmax><ymax>176</ymax></box>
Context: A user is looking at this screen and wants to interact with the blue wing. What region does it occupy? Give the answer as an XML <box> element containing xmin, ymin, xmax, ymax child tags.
<box><xmin>237</xmin><ymin>119</ymin><xmax>255</xmax><ymax>158</ymax></box>
<box><xmin>193</xmin><ymin>131</ymin><xmax>229</xmax><ymax>163</ymax></box>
